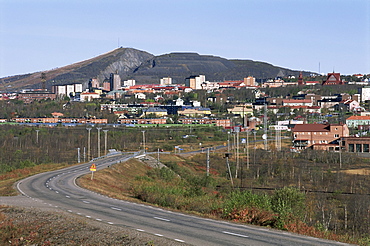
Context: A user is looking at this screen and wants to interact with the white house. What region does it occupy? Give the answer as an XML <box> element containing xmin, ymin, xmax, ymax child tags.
<box><xmin>80</xmin><ymin>92</ymin><xmax>100</xmax><ymax>102</ymax></box>
<box><xmin>134</xmin><ymin>93</ymin><xmax>146</xmax><ymax>100</ymax></box>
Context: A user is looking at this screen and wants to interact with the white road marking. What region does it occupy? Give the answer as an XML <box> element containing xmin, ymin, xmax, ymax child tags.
<box><xmin>175</xmin><ymin>239</ymin><xmax>185</xmax><ymax>243</ymax></box>
<box><xmin>107</xmin><ymin>222</ymin><xmax>114</xmax><ymax>225</ymax></box>
<box><xmin>222</xmin><ymin>231</ymin><xmax>249</xmax><ymax>238</ymax></box>
<box><xmin>83</xmin><ymin>200</ymin><xmax>90</xmax><ymax>204</ymax></box>
<box><xmin>136</xmin><ymin>229</ymin><xmax>145</xmax><ymax>232</ymax></box>
<box><xmin>154</xmin><ymin>217</ymin><xmax>170</xmax><ymax>222</ymax></box>
<box><xmin>96</xmin><ymin>218</ymin><xmax>102</xmax><ymax>221</ymax></box>
<box><xmin>67</xmin><ymin>210</ymin><xmax>73</xmax><ymax>212</ymax></box>
<box><xmin>86</xmin><ymin>215</ymin><xmax>91</xmax><ymax>218</ymax></box>
<box><xmin>66</xmin><ymin>195</ymin><xmax>70</xmax><ymax>198</ymax></box>
<box><xmin>155</xmin><ymin>234</ymin><xmax>163</xmax><ymax>237</ymax></box>
<box><xmin>111</xmin><ymin>207</ymin><xmax>122</xmax><ymax>211</ymax></box>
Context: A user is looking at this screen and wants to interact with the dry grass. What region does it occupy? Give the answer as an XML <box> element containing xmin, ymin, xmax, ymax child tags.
<box><xmin>341</xmin><ymin>168</ymin><xmax>370</xmax><ymax>175</ymax></box>
<box><xmin>78</xmin><ymin>158</ymin><xmax>151</xmax><ymax>200</ymax></box>
<box><xmin>0</xmin><ymin>163</ymin><xmax>72</xmax><ymax>196</ymax></box>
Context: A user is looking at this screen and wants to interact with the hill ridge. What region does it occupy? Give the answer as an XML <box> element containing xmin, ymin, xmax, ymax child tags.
<box><xmin>0</xmin><ymin>48</ymin><xmax>312</xmax><ymax>91</ymax></box>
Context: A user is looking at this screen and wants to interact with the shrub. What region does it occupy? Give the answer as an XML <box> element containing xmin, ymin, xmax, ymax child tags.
<box><xmin>271</xmin><ymin>187</ymin><xmax>305</xmax><ymax>220</ymax></box>
<box><xmin>221</xmin><ymin>190</ymin><xmax>271</xmax><ymax>217</ymax></box>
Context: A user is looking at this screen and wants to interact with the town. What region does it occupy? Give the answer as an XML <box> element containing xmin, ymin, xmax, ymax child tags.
<box><xmin>1</xmin><ymin>71</ymin><xmax>370</xmax><ymax>154</ymax></box>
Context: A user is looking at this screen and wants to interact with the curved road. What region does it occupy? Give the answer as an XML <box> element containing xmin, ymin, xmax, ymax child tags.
<box><xmin>14</xmin><ymin>153</ymin><xmax>349</xmax><ymax>246</ymax></box>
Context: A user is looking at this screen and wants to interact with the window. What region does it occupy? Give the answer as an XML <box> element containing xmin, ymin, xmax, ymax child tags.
<box><xmin>349</xmin><ymin>144</ymin><xmax>354</xmax><ymax>152</ymax></box>
<box><xmin>334</xmin><ymin>134</ymin><xmax>339</xmax><ymax>138</ymax></box>
<box><xmin>364</xmin><ymin>144</ymin><xmax>369</xmax><ymax>152</ymax></box>
<box><xmin>356</xmin><ymin>144</ymin><xmax>362</xmax><ymax>152</ymax></box>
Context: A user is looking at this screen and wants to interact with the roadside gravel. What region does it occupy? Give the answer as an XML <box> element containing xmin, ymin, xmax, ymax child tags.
<box><xmin>1</xmin><ymin>195</ymin><xmax>187</xmax><ymax>246</ymax></box>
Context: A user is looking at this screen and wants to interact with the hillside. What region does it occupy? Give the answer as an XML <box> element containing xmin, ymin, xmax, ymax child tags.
<box><xmin>0</xmin><ymin>48</ymin><xmax>154</xmax><ymax>91</ymax></box>
<box><xmin>0</xmin><ymin>48</ymin><xmax>313</xmax><ymax>91</ymax></box>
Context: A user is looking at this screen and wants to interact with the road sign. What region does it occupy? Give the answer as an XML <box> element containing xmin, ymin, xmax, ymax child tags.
<box><xmin>90</xmin><ymin>163</ymin><xmax>96</xmax><ymax>172</ymax></box>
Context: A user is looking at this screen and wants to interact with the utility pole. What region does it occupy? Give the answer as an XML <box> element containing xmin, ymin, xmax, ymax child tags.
<box><xmin>235</xmin><ymin>127</ymin><xmax>240</xmax><ymax>179</ymax></box>
<box><xmin>142</xmin><ymin>130</ymin><xmax>146</xmax><ymax>155</ymax></box>
<box><xmin>35</xmin><ymin>130</ymin><xmax>40</xmax><ymax>144</ymax></box>
<box><xmin>253</xmin><ymin>131</ymin><xmax>256</xmax><ymax>167</ymax></box>
<box><xmin>227</xmin><ymin>131</ymin><xmax>230</xmax><ymax>153</ymax></box>
<box><xmin>225</xmin><ymin>153</ymin><xmax>234</xmax><ymax>187</ymax></box>
<box><xmin>103</xmin><ymin>130</ymin><xmax>108</xmax><ymax>156</ymax></box>
<box><xmin>206</xmin><ymin>147</ymin><xmax>210</xmax><ymax>176</ymax></box>
<box><xmin>96</xmin><ymin>127</ymin><xmax>102</xmax><ymax>157</ymax></box>
<box><xmin>77</xmin><ymin>147</ymin><xmax>80</xmax><ymax>163</ymax></box>
<box><xmin>339</xmin><ymin>138</ymin><xmax>342</xmax><ymax>169</ymax></box>
<box><xmin>263</xmin><ymin>103</ymin><xmax>268</xmax><ymax>150</ymax></box>
<box><xmin>86</xmin><ymin>128</ymin><xmax>92</xmax><ymax>161</ymax></box>
<box><xmin>275</xmin><ymin>129</ymin><xmax>281</xmax><ymax>151</ymax></box>
<box><xmin>246</xmin><ymin>131</ymin><xmax>250</xmax><ymax>169</ymax></box>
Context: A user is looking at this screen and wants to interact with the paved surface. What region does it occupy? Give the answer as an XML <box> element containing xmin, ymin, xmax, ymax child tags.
<box><xmin>1</xmin><ymin>153</ymin><xmax>353</xmax><ymax>246</ymax></box>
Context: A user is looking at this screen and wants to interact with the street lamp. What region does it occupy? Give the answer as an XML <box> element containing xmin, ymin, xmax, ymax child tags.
<box><xmin>86</xmin><ymin>128</ymin><xmax>92</xmax><ymax>160</ymax></box>
<box><xmin>77</xmin><ymin>147</ymin><xmax>80</xmax><ymax>163</ymax></box>
<box><xmin>142</xmin><ymin>130</ymin><xmax>146</xmax><ymax>155</ymax></box>
<box><xmin>103</xmin><ymin>130</ymin><xmax>108</xmax><ymax>156</ymax></box>
<box><xmin>97</xmin><ymin>127</ymin><xmax>102</xmax><ymax>157</ymax></box>
<box><xmin>35</xmin><ymin>130</ymin><xmax>40</xmax><ymax>144</ymax></box>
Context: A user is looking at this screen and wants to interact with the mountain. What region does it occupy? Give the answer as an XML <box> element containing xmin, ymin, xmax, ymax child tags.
<box><xmin>0</xmin><ymin>48</ymin><xmax>153</xmax><ymax>91</ymax></box>
<box><xmin>0</xmin><ymin>48</ymin><xmax>313</xmax><ymax>91</ymax></box>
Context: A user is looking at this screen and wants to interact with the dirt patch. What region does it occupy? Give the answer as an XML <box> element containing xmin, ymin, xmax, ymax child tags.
<box><xmin>341</xmin><ymin>168</ymin><xmax>370</xmax><ymax>175</ymax></box>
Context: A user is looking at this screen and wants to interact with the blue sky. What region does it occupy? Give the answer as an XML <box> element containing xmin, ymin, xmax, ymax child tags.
<box><xmin>0</xmin><ymin>0</ymin><xmax>369</xmax><ymax>78</ymax></box>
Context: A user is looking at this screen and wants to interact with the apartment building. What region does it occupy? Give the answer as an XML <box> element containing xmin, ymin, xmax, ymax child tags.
<box><xmin>292</xmin><ymin>123</ymin><xmax>349</xmax><ymax>151</ymax></box>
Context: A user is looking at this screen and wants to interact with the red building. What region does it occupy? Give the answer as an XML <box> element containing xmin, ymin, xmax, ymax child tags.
<box><xmin>322</xmin><ymin>73</ymin><xmax>342</xmax><ymax>85</ymax></box>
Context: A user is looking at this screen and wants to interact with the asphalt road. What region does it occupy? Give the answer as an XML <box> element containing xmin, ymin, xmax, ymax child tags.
<box><xmin>12</xmin><ymin>153</ymin><xmax>351</xmax><ymax>246</ymax></box>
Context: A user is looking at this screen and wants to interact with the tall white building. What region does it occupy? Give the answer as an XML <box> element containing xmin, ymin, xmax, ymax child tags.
<box><xmin>52</xmin><ymin>84</ymin><xmax>83</xmax><ymax>97</ymax></box>
<box><xmin>186</xmin><ymin>75</ymin><xmax>205</xmax><ymax>90</ymax></box>
<box><xmin>160</xmin><ymin>77</ymin><xmax>172</xmax><ymax>85</ymax></box>
<box><xmin>123</xmin><ymin>79</ymin><xmax>136</xmax><ymax>87</ymax></box>
<box><xmin>360</xmin><ymin>86</ymin><xmax>370</xmax><ymax>102</ymax></box>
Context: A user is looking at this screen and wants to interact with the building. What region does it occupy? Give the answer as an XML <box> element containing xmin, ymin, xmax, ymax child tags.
<box><xmin>282</xmin><ymin>99</ymin><xmax>313</xmax><ymax>107</ymax></box>
<box><xmin>201</xmin><ymin>81</ymin><xmax>220</xmax><ymax>91</ymax></box>
<box><xmin>346</xmin><ymin>115</ymin><xmax>370</xmax><ymax>128</ymax></box>
<box><xmin>142</xmin><ymin>107</ymin><xmax>168</xmax><ymax>117</ymax></box>
<box><xmin>52</xmin><ymin>84</ymin><xmax>83</xmax><ymax>98</ymax></box>
<box><xmin>118</xmin><ymin>118</ymin><xmax>167</xmax><ymax>124</ymax></box>
<box><xmin>18</xmin><ymin>90</ymin><xmax>57</xmax><ymax>103</ymax></box>
<box><xmin>359</xmin><ymin>86</ymin><xmax>370</xmax><ymax>102</ymax></box>
<box><xmin>297</xmin><ymin>72</ymin><xmax>304</xmax><ymax>85</ymax></box>
<box><xmin>134</xmin><ymin>93</ymin><xmax>146</xmax><ymax>100</ymax></box>
<box><xmin>110</xmin><ymin>73</ymin><xmax>121</xmax><ymax>91</ymax></box>
<box><xmin>244</xmin><ymin>76</ymin><xmax>257</xmax><ymax>87</ymax></box>
<box><xmin>292</xmin><ymin>123</ymin><xmax>349</xmax><ymax>151</ymax></box>
<box><xmin>179</xmin><ymin>118</ymin><xmax>231</xmax><ymax>128</ymax></box>
<box><xmin>177</xmin><ymin>107</ymin><xmax>211</xmax><ymax>117</ymax></box>
<box><xmin>160</xmin><ymin>77</ymin><xmax>172</xmax><ymax>85</ymax></box>
<box><xmin>89</xmin><ymin>78</ymin><xmax>99</xmax><ymax>88</ymax></box>
<box><xmin>12</xmin><ymin>117</ymin><xmax>108</xmax><ymax>124</ymax></box>
<box><xmin>227</xmin><ymin>105</ymin><xmax>254</xmax><ymax>117</ymax></box>
<box><xmin>185</xmin><ymin>75</ymin><xmax>205</xmax><ymax>90</ymax></box>
<box><xmin>80</xmin><ymin>92</ymin><xmax>100</xmax><ymax>102</ymax></box>
<box><xmin>322</xmin><ymin>72</ymin><xmax>343</xmax><ymax>85</ymax></box>
<box><xmin>341</xmin><ymin>136</ymin><xmax>370</xmax><ymax>153</ymax></box>
<box><xmin>123</xmin><ymin>79</ymin><xmax>136</xmax><ymax>87</ymax></box>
